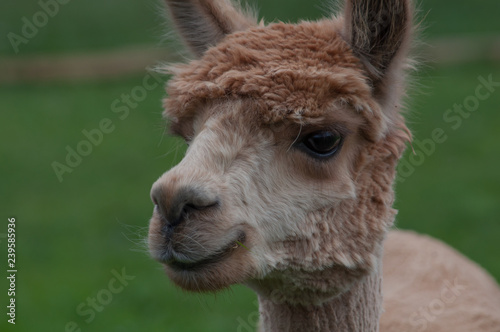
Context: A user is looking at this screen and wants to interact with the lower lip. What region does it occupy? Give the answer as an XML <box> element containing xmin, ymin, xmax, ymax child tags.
<box><xmin>167</xmin><ymin>232</ymin><xmax>246</xmax><ymax>271</ymax></box>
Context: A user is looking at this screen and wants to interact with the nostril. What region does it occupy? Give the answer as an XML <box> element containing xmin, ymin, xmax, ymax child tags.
<box><xmin>183</xmin><ymin>203</ymin><xmax>197</xmax><ymax>213</ymax></box>
<box><xmin>151</xmin><ymin>183</ymin><xmax>219</xmax><ymax>228</ymax></box>
<box><xmin>184</xmin><ymin>201</ymin><xmax>218</xmax><ymax>211</ymax></box>
<box><xmin>174</xmin><ymin>193</ymin><xmax>219</xmax><ymax>226</ymax></box>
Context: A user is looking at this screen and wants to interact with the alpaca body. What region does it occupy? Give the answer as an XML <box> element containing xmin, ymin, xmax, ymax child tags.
<box><xmin>381</xmin><ymin>230</ymin><xmax>500</xmax><ymax>332</ymax></box>
<box><xmin>147</xmin><ymin>0</ymin><xmax>500</xmax><ymax>330</ymax></box>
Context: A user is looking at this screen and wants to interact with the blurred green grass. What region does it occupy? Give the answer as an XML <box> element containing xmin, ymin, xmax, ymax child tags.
<box><xmin>1</xmin><ymin>0</ymin><xmax>500</xmax><ymax>55</ymax></box>
<box><xmin>1</xmin><ymin>0</ymin><xmax>499</xmax><ymax>331</ymax></box>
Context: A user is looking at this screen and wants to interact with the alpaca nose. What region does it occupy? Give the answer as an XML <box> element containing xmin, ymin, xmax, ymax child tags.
<box><xmin>150</xmin><ymin>184</ymin><xmax>219</xmax><ymax>228</ymax></box>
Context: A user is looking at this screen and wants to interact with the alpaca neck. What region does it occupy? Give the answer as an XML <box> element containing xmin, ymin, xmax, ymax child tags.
<box><xmin>257</xmin><ymin>267</ymin><xmax>382</xmax><ymax>332</ymax></box>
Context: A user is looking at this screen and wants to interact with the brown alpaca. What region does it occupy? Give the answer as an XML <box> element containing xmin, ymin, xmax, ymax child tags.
<box><xmin>148</xmin><ymin>0</ymin><xmax>500</xmax><ymax>331</ymax></box>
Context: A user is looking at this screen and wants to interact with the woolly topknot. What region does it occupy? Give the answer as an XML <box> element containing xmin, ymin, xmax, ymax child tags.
<box><xmin>163</xmin><ymin>20</ymin><xmax>387</xmax><ymax>132</ymax></box>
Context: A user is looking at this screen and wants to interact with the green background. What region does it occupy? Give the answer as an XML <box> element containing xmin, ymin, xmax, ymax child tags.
<box><xmin>1</xmin><ymin>0</ymin><xmax>499</xmax><ymax>331</ymax></box>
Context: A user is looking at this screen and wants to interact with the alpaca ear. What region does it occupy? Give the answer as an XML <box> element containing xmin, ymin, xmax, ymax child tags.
<box><xmin>343</xmin><ymin>0</ymin><xmax>413</xmax><ymax>99</ymax></box>
<box><xmin>164</xmin><ymin>0</ymin><xmax>257</xmax><ymax>57</ymax></box>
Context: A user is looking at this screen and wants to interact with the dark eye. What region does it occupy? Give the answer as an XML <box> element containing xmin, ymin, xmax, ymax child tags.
<box><xmin>300</xmin><ymin>131</ymin><xmax>342</xmax><ymax>158</ymax></box>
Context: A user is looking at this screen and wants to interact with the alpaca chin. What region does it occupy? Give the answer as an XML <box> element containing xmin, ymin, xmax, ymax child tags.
<box><xmin>162</xmin><ymin>248</ymin><xmax>253</xmax><ymax>292</ymax></box>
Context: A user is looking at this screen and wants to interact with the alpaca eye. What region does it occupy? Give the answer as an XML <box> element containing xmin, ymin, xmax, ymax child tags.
<box><xmin>301</xmin><ymin>131</ymin><xmax>342</xmax><ymax>158</ymax></box>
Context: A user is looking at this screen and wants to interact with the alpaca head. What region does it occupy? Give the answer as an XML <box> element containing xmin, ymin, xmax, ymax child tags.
<box><xmin>149</xmin><ymin>0</ymin><xmax>413</xmax><ymax>305</ymax></box>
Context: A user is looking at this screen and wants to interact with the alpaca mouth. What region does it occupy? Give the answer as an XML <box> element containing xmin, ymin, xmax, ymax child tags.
<box><xmin>166</xmin><ymin>232</ymin><xmax>246</xmax><ymax>271</ymax></box>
